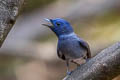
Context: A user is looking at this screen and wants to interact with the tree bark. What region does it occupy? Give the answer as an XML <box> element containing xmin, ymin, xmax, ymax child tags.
<box><xmin>0</xmin><ymin>0</ymin><xmax>24</xmax><ymax>47</ymax></box>
<box><xmin>63</xmin><ymin>42</ymin><xmax>120</xmax><ymax>80</ymax></box>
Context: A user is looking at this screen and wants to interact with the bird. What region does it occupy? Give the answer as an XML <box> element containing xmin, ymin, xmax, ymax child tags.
<box><xmin>42</xmin><ymin>18</ymin><xmax>91</xmax><ymax>75</ymax></box>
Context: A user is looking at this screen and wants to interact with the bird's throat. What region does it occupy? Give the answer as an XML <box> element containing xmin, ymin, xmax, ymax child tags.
<box><xmin>59</xmin><ymin>32</ymin><xmax>76</xmax><ymax>38</ymax></box>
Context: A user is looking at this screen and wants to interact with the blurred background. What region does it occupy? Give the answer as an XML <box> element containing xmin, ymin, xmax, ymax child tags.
<box><xmin>0</xmin><ymin>0</ymin><xmax>120</xmax><ymax>80</ymax></box>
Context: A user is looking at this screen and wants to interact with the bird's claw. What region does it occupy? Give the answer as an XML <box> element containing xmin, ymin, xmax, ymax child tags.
<box><xmin>66</xmin><ymin>71</ymin><xmax>73</xmax><ymax>75</ymax></box>
<box><xmin>86</xmin><ymin>58</ymin><xmax>91</xmax><ymax>62</ymax></box>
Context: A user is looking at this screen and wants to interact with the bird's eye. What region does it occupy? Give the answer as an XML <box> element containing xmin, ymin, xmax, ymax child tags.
<box><xmin>56</xmin><ymin>22</ymin><xmax>60</xmax><ymax>26</ymax></box>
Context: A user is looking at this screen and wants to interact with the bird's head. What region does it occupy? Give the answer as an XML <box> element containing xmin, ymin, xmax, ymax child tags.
<box><xmin>42</xmin><ymin>18</ymin><xmax>74</xmax><ymax>37</ymax></box>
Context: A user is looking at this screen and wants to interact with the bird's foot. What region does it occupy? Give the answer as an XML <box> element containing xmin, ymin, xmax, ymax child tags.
<box><xmin>66</xmin><ymin>71</ymin><xmax>73</xmax><ymax>75</ymax></box>
<box><xmin>86</xmin><ymin>58</ymin><xmax>91</xmax><ymax>62</ymax></box>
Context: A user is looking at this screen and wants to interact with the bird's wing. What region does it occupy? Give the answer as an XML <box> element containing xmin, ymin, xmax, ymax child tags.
<box><xmin>78</xmin><ymin>39</ymin><xmax>91</xmax><ymax>58</ymax></box>
<box><xmin>57</xmin><ymin>48</ymin><xmax>66</xmax><ymax>60</ymax></box>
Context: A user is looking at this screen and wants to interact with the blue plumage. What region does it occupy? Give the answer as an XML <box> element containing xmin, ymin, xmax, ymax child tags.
<box><xmin>42</xmin><ymin>18</ymin><xmax>91</xmax><ymax>75</ymax></box>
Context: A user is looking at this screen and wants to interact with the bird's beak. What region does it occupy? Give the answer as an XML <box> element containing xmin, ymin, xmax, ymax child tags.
<box><xmin>42</xmin><ymin>18</ymin><xmax>53</xmax><ymax>28</ymax></box>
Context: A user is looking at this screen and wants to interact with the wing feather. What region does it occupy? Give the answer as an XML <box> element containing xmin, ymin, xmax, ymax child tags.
<box><xmin>57</xmin><ymin>49</ymin><xmax>66</xmax><ymax>60</ymax></box>
<box><xmin>78</xmin><ymin>39</ymin><xmax>91</xmax><ymax>58</ymax></box>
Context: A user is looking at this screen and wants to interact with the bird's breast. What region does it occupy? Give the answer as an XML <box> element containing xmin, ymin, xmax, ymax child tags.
<box><xmin>57</xmin><ymin>38</ymin><xmax>87</xmax><ymax>59</ymax></box>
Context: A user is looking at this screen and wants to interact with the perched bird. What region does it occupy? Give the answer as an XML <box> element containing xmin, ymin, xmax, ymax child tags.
<box><xmin>42</xmin><ymin>18</ymin><xmax>91</xmax><ymax>75</ymax></box>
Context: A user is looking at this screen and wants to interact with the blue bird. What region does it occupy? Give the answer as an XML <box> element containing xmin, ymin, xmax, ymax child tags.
<box><xmin>42</xmin><ymin>18</ymin><xmax>91</xmax><ymax>75</ymax></box>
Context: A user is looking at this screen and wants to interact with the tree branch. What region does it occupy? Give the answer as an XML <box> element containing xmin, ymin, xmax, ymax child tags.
<box><xmin>0</xmin><ymin>0</ymin><xmax>24</xmax><ymax>47</ymax></box>
<box><xmin>63</xmin><ymin>42</ymin><xmax>120</xmax><ymax>80</ymax></box>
